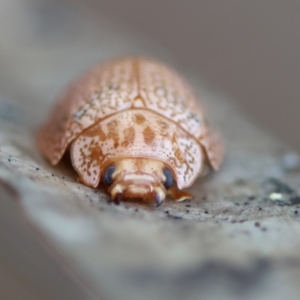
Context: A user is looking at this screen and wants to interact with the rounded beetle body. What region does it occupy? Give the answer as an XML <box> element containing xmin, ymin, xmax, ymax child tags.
<box><xmin>37</xmin><ymin>57</ymin><xmax>223</xmax><ymax>205</ymax></box>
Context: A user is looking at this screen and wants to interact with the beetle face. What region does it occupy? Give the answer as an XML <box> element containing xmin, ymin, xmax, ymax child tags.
<box><xmin>103</xmin><ymin>158</ymin><xmax>174</xmax><ymax>206</ymax></box>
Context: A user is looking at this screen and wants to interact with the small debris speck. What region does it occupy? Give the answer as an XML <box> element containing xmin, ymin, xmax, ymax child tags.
<box><xmin>255</xmin><ymin>222</ymin><xmax>260</xmax><ymax>227</ymax></box>
<box><xmin>261</xmin><ymin>227</ymin><xmax>267</xmax><ymax>232</ymax></box>
<box><xmin>295</xmin><ymin>210</ymin><xmax>298</xmax><ymax>214</ymax></box>
<box><xmin>165</xmin><ymin>211</ymin><xmax>169</xmax><ymax>214</ymax></box>
<box><xmin>35</xmin><ymin>167</ymin><xmax>40</xmax><ymax>171</ymax></box>
<box><xmin>185</xmin><ymin>204</ymin><xmax>191</xmax><ymax>208</ymax></box>
<box><xmin>204</xmin><ymin>210</ymin><xmax>209</xmax><ymax>214</ymax></box>
<box><xmin>186</xmin><ymin>210</ymin><xmax>190</xmax><ymax>213</ymax></box>
<box><xmin>244</xmin><ymin>202</ymin><xmax>249</xmax><ymax>205</ymax></box>
<box><xmin>61</xmin><ymin>176</ymin><xmax>65</xmax><ymax>179</ymax></box>
<box><xmin>51</xmin><ymin>174</ymin><xmax>54</xmax><ymax>177</ymax></box>
<box><xmin>135</xmin><ymin>208</ymin><xmax>139</xmax><ymax>212</ymax></box>
<box><xmin>248</xmin><ymin>196</ymin><xmax>256</xmax><ymax>201</ymax></box>
<box><xmin>8</xmin><ymin>158</ymin><xmax>11</xmax><ymax>162</ymax></box>
<box><xmin>259</xmin><ymin>207</ymin><xmax>262</xmax><ymax>211</ymax></box>
<box><xmin>269</xmin><ymin>192</ymin><xmax>283</xmax><ymax>201</ymax></box>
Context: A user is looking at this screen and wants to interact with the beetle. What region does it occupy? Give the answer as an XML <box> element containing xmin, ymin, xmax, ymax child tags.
<box><xmin>37</xmin><ymin>57</ymin><xmax>223</xmax><ymax>206</ymax></box>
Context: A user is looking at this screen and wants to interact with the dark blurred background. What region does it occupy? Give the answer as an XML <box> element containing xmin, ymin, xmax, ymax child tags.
<box><xmin>1</xmin><ymin>0</ymin><xmax>300</xmax><ymax>149</ymax></box>
<box><xmin>91</xmin><ymin>0</ymin><xmax>300</xmax><ymax>150</ymax></box>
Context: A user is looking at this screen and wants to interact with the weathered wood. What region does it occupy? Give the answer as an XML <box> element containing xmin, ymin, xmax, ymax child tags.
<box><xmin>1</xmin><ymin>1</ymin><xmax>300</xmax><ymax>299</ymax></box>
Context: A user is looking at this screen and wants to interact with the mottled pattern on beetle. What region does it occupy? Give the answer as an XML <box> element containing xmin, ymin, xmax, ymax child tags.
<box><xmin>138</xmin><ymin>59</ymin><xmax>204</xmax><ymax>138</ymax></box>
<box><xmin>71</xmin><ymin>110</ymin><xmax>203</xmax><ymax>189</ymax></box>
<box><xmin>37</xmin><ymin>57</ymin><xmax>207</xmax><ymax>166</ymax></box>
<box><xmin>38</xmin><ymin>58</ymin><xmax>138</xmax><ymax>164</ymax></box>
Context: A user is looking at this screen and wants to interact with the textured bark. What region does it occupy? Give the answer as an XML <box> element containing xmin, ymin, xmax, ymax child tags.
<box><xmin>1</xmin><ymin>1</ymin><xmax>300</xmax><ymax>300</ymax></box>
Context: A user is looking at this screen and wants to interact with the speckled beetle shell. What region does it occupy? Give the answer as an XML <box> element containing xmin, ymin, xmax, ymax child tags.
<box><xmin>37</xmin><ymin>57</ymin><xmax>223</xmax><ymax>205</ymax></box>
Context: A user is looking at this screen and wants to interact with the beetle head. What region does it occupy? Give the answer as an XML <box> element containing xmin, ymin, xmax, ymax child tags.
<box><xmin>102</xmin><ymin>158</ymin><xmax>174</xmax><ymax>206</ymax></box>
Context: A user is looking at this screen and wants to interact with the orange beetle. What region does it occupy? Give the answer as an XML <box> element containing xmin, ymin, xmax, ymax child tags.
<box><xmin>37</xmin><ymin>57</ymin><xmax>223</xmax><ymax>206</ymax></box>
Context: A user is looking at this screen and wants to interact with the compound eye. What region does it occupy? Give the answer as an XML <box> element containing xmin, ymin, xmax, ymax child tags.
<box><xmin>103</xmin><ymin>165</ymin><xmax>115</xmax><ymax>186</ymax></box>
<box><xmin>163</xmin><ymin>167</ymin><xmax>173</xmax><ymax>189</ymax></box>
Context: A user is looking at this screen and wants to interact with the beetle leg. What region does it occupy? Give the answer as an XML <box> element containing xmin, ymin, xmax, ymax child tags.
<box><xmin>112</xmin><ymin>193</ymin><xmax>123</xmax><ymax>205</ymax></box>
<box><xmin>153</xmin><ymin>192</ymin><xmax>164</xmax><ymax>207</ymax></box>
<box><xmin>168</xmin><ymin>187</ymin><xmax>193</xmax><ymax>202</ymax></box>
